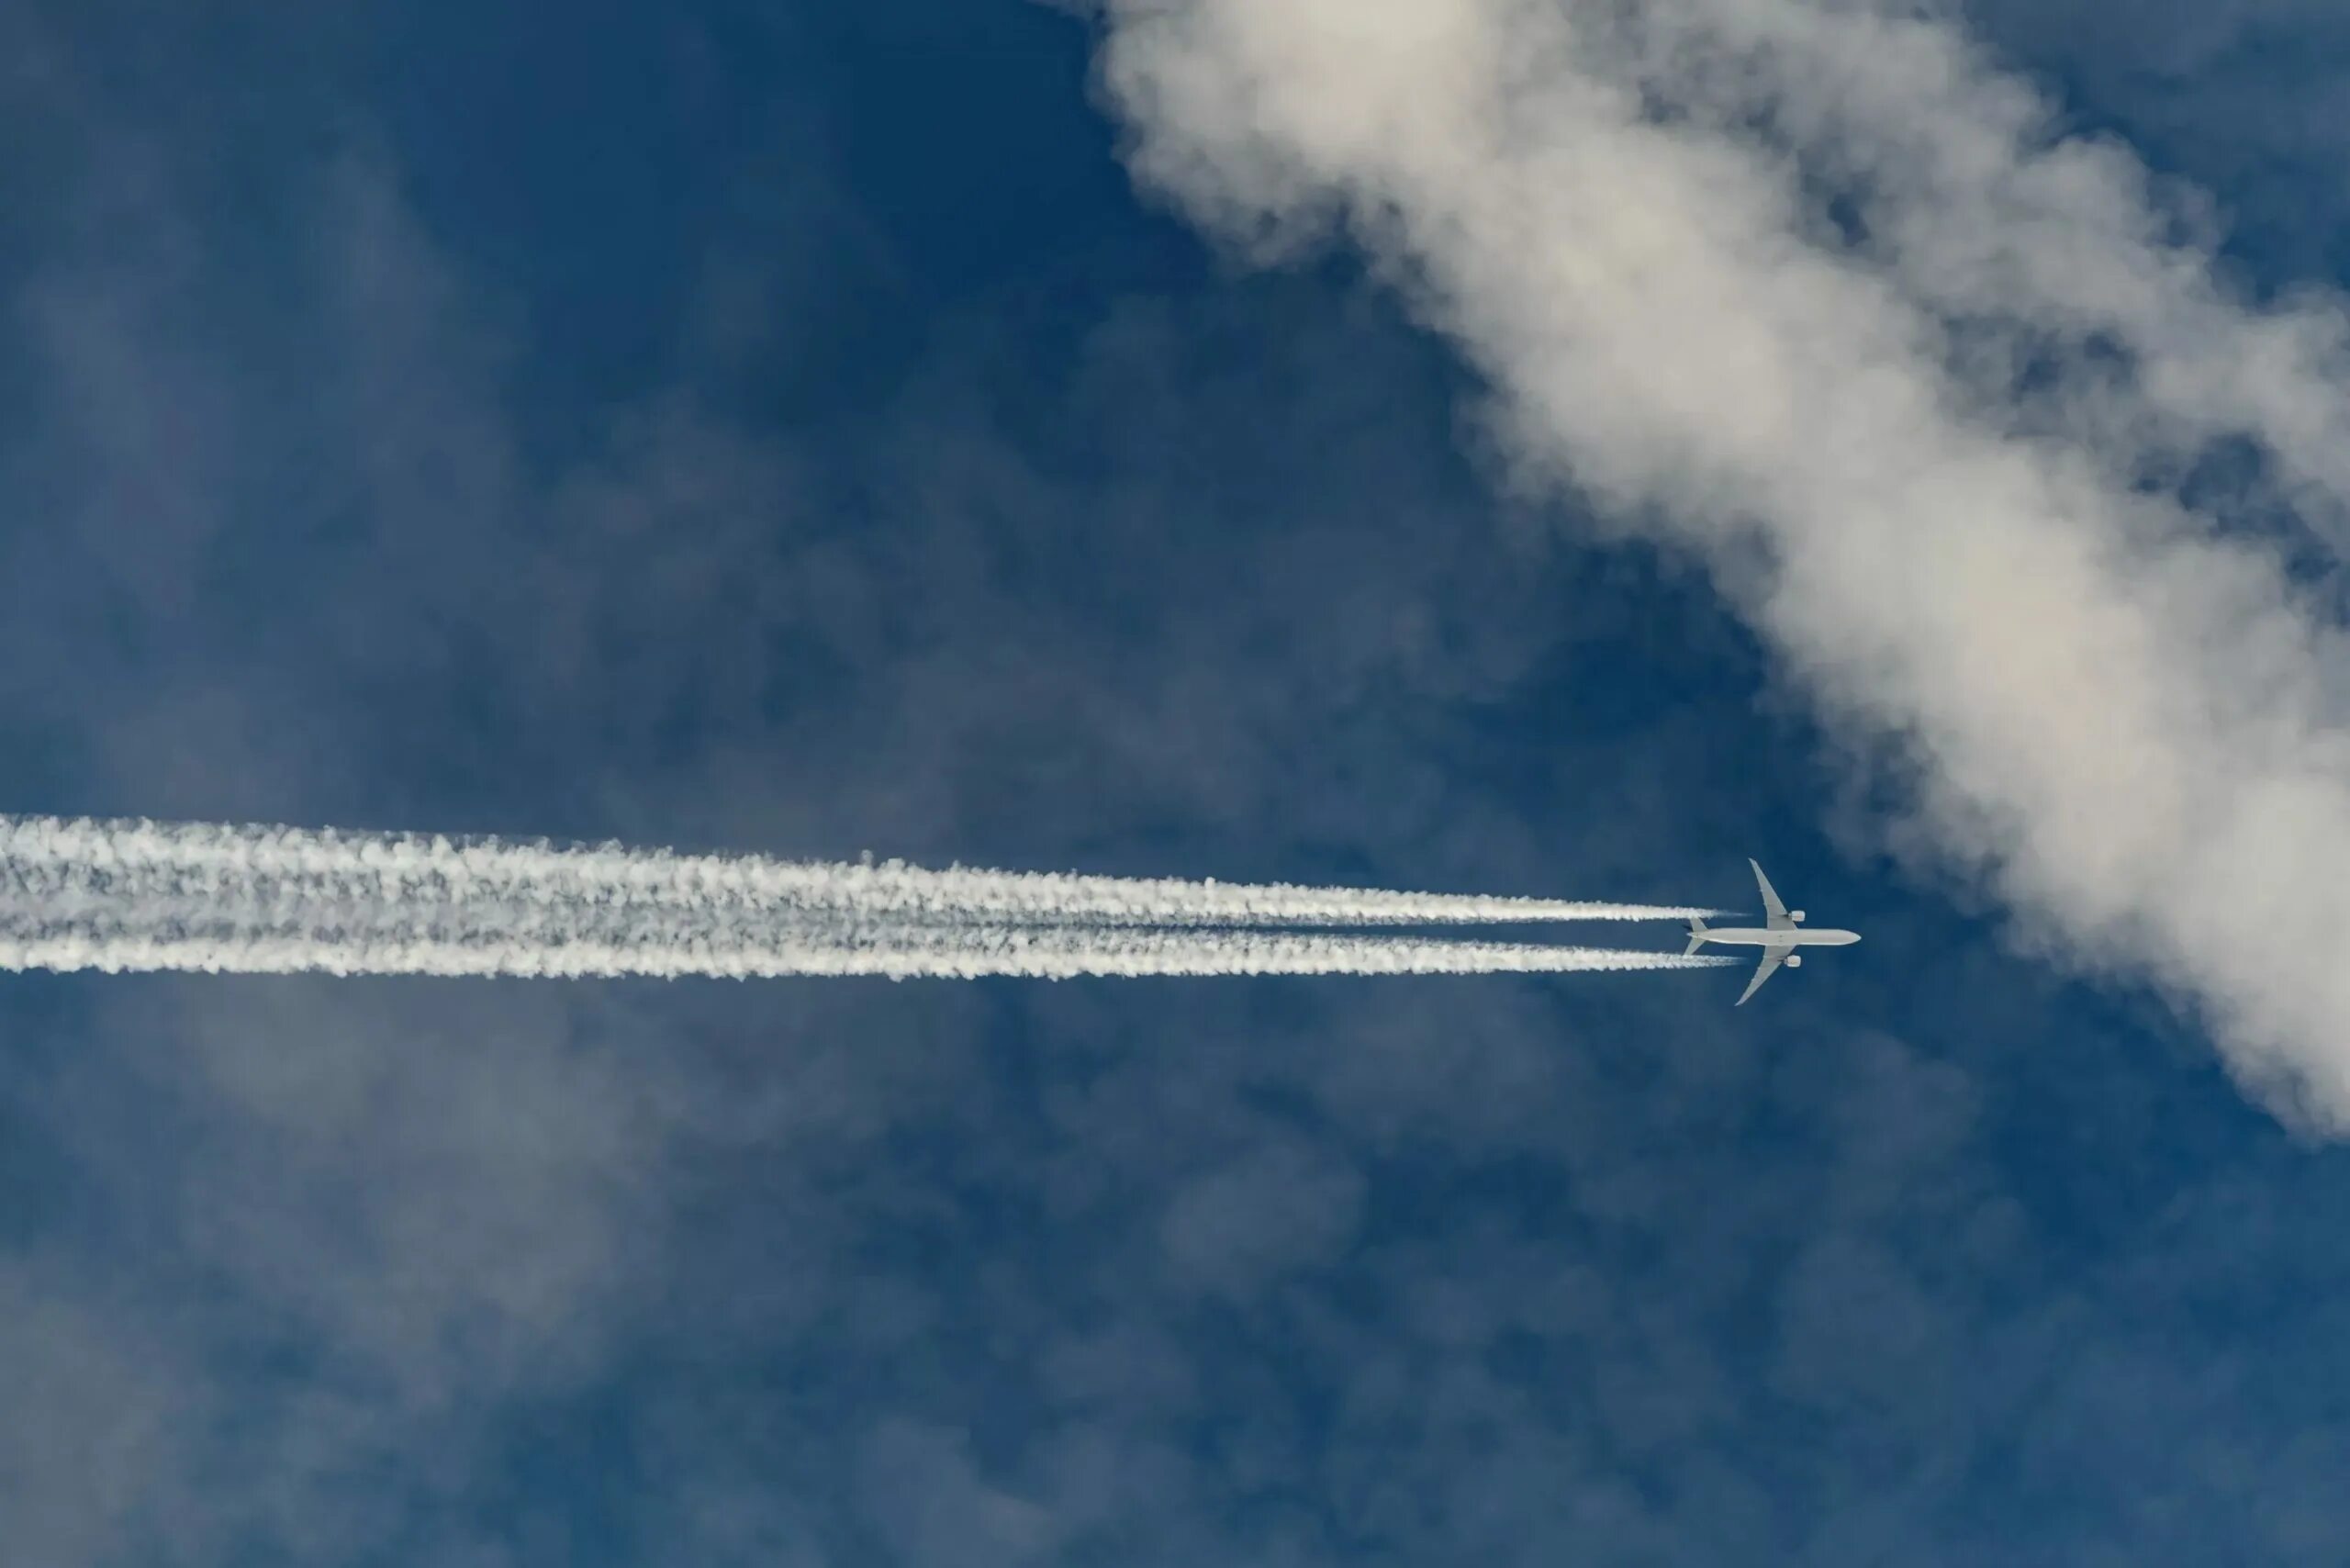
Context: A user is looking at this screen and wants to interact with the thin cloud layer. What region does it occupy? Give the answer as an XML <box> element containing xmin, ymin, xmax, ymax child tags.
<box><xmin>1091</xmin><ymin>0</ymin><xmax>2350</xmax><ymax>1121</ymax></box>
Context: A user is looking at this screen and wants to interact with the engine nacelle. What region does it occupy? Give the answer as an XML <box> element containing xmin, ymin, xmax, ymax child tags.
<box><xmin>1789</xmin><ymin>911</ymin><xmax>1806</xmax><ymax>923</ymax></box>
<box><xmin>1785</xmin><ymin>954</ymin><xmax>1803</xmax><ymax>969</ymax></box>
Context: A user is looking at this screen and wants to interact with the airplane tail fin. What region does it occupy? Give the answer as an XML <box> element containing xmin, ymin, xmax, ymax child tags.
<box><xmin>1683</xmin><ymin>916</ymin><xmax>1708</xmax><ymax>958</ymax></box>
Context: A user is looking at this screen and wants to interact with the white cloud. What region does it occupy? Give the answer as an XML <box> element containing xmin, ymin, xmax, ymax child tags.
<box><xmin>1091</xmin><ymin>0</ymin><xmax>2350</xmax><ymax>1122</ymax></box>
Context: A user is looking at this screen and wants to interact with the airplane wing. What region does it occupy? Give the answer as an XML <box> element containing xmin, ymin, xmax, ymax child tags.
<box><xmin>1749</xmin><ymin>859</ymin><xmax>1793</xmax><ymax>931</ymax></box>
<box><xmin>1735</xmin><ymin>946</ymin><xmax>1787</xmax><ymax>1006</ymax></box>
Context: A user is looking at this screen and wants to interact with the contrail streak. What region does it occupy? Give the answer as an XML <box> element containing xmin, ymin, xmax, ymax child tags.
<box><xmin>0</xmin><ymin>922</ymin><xmax>1732</xmax><ymax>981</ymax></box>
<box><xmin>0</xmin><ymin>815</ymin><xmax>1716</xmax><ymax>929</ymax></box>
<box><xmin>0</xmin><ymin>813</ymin><xmax>1726</xmax><ymax>981</ymax></box>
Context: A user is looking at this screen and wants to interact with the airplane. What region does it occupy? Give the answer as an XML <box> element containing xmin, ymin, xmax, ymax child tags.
<box><xmin>1684</xmin><ymin>859</ymin><xmax>1860</xmax><ymax>1005</ymax></box>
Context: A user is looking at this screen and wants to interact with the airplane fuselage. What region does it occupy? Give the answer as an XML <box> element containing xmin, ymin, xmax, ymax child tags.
<box><xmin>1694</xmin><ymin>926</ymin><xmax>1861</xmax><ymax>950</ymax></box>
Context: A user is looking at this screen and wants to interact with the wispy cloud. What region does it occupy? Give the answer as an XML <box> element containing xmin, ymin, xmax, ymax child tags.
<box><xmin>1092</xmin><ymin>0</ymin><xmax>2350</xmax><ymax>1121</ymax></box>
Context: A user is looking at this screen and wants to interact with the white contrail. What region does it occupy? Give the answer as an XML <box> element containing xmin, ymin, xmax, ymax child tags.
<box><xmin>0</xmin><ymin>814</ymin><xmax>1714</xmax><ymax>928</ymax></box>
<box><xmin>0</xmin><ymin>921</ymin><xmax>1731</xmax><ymax>981</ymax></box>
<box><xmin>0</xmin><ymin>812</ymin><xmax>1727</xmax><ymax>981</ymax></box>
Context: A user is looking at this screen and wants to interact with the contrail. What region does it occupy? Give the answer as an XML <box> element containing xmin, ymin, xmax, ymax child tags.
<box><xmin>0</xmin><ymin>922</ymin><xmax>1731</xmax><ymax>981</ymax></box>
<box><xmin>0</xmin><ymin>814</ymin><xmax>1715</xmax><ymax>929</ymax></box>
<box><xmin>0</xmin><ymin>813</ymin><xmax>1726</xmax><ymax>982</ymax></box>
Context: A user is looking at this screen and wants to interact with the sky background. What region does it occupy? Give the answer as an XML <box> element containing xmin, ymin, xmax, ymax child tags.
<box><xmin>6</xmin><ymin>2</ymin><xmax>2350</xmax><ymax>1563</ymax></box>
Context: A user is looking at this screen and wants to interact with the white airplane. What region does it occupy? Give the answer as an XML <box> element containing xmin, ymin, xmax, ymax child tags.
<box><xmin>1685</xmin><ymin>859</ymin><xmax>1861</xmax><ymax>1005</ymax></box>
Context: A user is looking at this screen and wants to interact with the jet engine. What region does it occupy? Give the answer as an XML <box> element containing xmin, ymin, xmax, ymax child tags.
<box><xmin>1785</xmin><ymin>955</ymin><xmax>1802</xmax><ymax>968</ymax></box>
<box><xmin>1789</xmin><ymin>911</ymin><xmax>1806</xmax><ymax>923</ymax></box>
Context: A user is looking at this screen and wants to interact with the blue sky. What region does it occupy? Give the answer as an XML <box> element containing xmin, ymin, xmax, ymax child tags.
<box><xmin>6</xmin><ymin>2</ymin><xmax>2350</xmax><ymax>1563</ymax></box>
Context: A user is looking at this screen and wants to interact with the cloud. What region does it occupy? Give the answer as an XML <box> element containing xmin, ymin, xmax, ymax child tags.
<box><xmin>1090</xmin><ymin>0</ymin><xmax>2350</xmax><ymax>1124</ymax></box>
